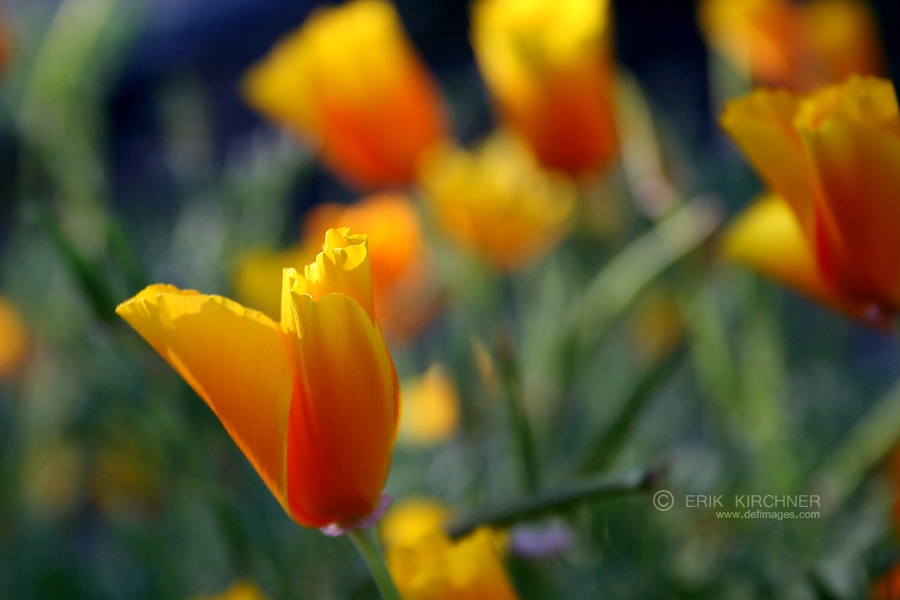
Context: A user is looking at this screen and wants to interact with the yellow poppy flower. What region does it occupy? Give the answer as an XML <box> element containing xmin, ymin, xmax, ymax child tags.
<box><xmin>419</xmin><ymin>132</ymin><xmax>576</xmax><ymax>271</ymax></box>
<box><xmin>471</xmin><ymin>0</ymin><xmax>617</xmax><ymax>175</ymax></box>
<box><xmin>699</xmin><ymin>0</ymin><xmax>882</xmax><ymax>90</ymax></box>
<box><xmin>381</xmin><ymin>499</ymin><xmax>520</xmax><ymax>600</ymax></box>
<box><xmin>117</xmin><ymin>228</ymin><xmax>401</xmax><ymax>530</ymax></box>
<box><xmin>721</xmin><ymin>76</ymin><xmax>900</xmax><ymax>322</ymax></box>
<box><xmin>243</xmin><ymin>0</ymin><xmax>448</xmax><ymax>190</ymax></box>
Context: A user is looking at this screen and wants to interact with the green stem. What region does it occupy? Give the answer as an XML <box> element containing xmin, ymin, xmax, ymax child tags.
<box><xmin>567</xmin><ymin>195</ymin><xmax>721</xmax><ymax>356</ymax></box>
<box><xmin>549</xmin><ymin>196</ymin><xmax>719</xmax><ymax>458</ymax></box>
<box><xmin>38</xmin><ymin>207</ymin><xmax>118</xmax><ymax>322</ymax></box>
<box><xmin>579</xmin><ymin>343</ymin><xmax>685</xmax><ymax>474</ymax></box>
<box><xmin>447</xmin><ymin>467</ymin><xmax>660</xmax><ymax>539</ymax></box>
<box><xmin>496</xmin><ymin>330</ymin><xmax>540</xmax><ymax>492</ymax></box>
<box><xmin>347</xmin><ymin>528</ymin><xmax>403</xmax><ymax>600</ymax></box>
<box><xmin>614</xmin><ymin>71</ymin><xmax>679</xmax><ymax>219</ymax></box>
<box><xmin>676</xmin><ymin>271</ymin><xmax>741</xmax><ymax>420</ymax></box>
<box><xmin>811</xmin><ymin>377</ymin><xmax>900</xmax><ymax>512</ymax></box>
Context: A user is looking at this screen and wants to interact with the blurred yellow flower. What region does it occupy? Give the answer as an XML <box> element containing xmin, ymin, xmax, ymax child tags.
<box><xmin>192</xmin><ymin>581</ymin><xmax>269</xmax><ymax>600</ymax></box>
<box><xmin>721</xmin><ymin>76</ymin><xmax>900</xmax><ymax>322</ymax></box>
<box><xmin>0</xmin><ymin>296</ymin><xmax>28</xmax><ymax>377</ymax></box>
<box><xmin>381</xmin><ymin>499</ymin><xmax>520</xmax><ymax>600</ymax></box>
<box><xmin>419</xmin><ymin>132</ymin><xmax>576</xmax><ymax>271</ymax></box>
<box><xmin>398</xmin><ymin>364</ymin><xmax>460</xmax><ymax>446</ymax></box>
<box><xmin>234</xmin><ymin>193</ymin><xmax>436</xmax><ymax>339</ymax></box>
<box><xmin>471</xmin><ymin>0</ymin><xmax>617</xmax><ymax>175</ymax></box>
<box><xmin>117</xmin><ymin>228</ymin><xmax>401</xmax><ymax>531</ymax></box>
<box><xmin>630</xmin><ymin>289</ymin><xmax>683</xmax><ymax>363</ymax></box>
<box><xmin>243</xmin><ymin>0</ymin><xmax>448</xmax><ymax>190</ymax></box>
<box><xmin>699</xmin><ymin>0</ymin><xmax>882</xmax><ymax>90</ymax></box>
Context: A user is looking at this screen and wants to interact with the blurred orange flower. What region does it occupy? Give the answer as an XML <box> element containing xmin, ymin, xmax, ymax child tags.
<box><xmin>304</xmin><ymin>194</ymin><xmax>437</xmax><ymax>337</ymax></box>
<box><xmin>699</xmin><ymin>0</ymin><xmax>882</xmax><ymax>90</ymax></box>
<box><xmin>471</xmin><ymin>0</ymin><xmax>618</xmax><ymax>175</ymax></box>
<box><xmin>243</xmin><ymin>0</ymin><xmax>448</xmax><ymax>190</ymax></box>
<box><xmin>0</xmin><ymin>14</ymin><xmax>11</xmax><ymax>75</ymax></box>
<box><xmin>234</xmin><ymin>193</ymin><xmax>436</xmax><ymax>338</ymax></box>
<box><xmin>874</xmin><ymin>563</ymin><xmax>900</xmax><ymax>600</ymax></box>
<box><xmin>381</xmin><ymin>499</ymin><xmax>520</xmax><ymax>600</ymax></box>
<box><xmin>419</xmin><ymin>132</ymin><xmax>576</xmax><ymax>271</ymax></box>
<box><xmin>117</xmin><ymin>229</ymin><xmax>401</xmax><ymax>530</ymax></box>
<box><xmin>721</xmin><ymin>76</ymin><xmax>900</xmax><ymax>323</ymax></box>
<box><xmin>0</xmin><ymin>296</ymin><xmax>29</xmax><ymax>378</ymax></box>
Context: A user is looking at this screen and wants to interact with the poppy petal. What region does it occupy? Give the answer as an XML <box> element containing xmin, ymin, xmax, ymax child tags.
<box><xmin>722</xmin><ymin>194</ymin><xmax>880</xmax><ymax>321</ymax></box>
<box><xmin>116</xmin><ymin>285</ymin><xmax>295</xmax><ymax>512</ymax></box>
<box><xmin>720</xmin><ymin>88</ymin><xmax>819</xmax><ymax>233</ymax></box>
<box><xmin>286</xmin><ymin>228</ymin><xmax>377</xmax><ymax>325</ymax></box>
<box><xmin>281</xmin><ymin>283</ymin><xmax>399</xmax><ymax>527</ymax></box>
<box><xmin>798</xmin><ymin>77</ymin><xmax>900</xmax><ymax>310</ymax></box>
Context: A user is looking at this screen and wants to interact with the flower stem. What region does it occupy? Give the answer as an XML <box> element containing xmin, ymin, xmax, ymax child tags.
<box><xmin>812</xmin><ymin>376</ymin><xmax>900</xmax><ymax>512</ymax></box>
<box><xmin>447</xmin><ymin>466</ymin><xmax>661</xmax><ymax>539</ymax></box>
<box><xmin>347</xmin><ymin>527</ymin><xmax>403</xmax><ymax>600</ymax></box>
<box><xmin>496</xmin><ymin>329</ymin><xmax>540</xmax><ymax>492</ymax></box>
<box><xmin>578</xmin><ymin>343</ymin><xmax>685</xmax><ymax>474</ymax></box>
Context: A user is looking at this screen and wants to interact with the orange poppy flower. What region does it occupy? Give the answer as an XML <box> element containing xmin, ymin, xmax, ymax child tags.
<box><xmin>243</xmin><ymin>0</ymin><xmax>448</xmax><ymax>190</ymax></box>
<box><xmin>471</xmin><ymin>0</ymin><xmax>618</xmax><ymax>175</ymax></box>
<box><xmin>721</xmin><ymin>76</ymin><xmax>900</xmax><ymax>323</ymax></box>
<box><xmin>117</xmin><ymin>229</ymin><xmax>401</xmax><ymax>530</ymax></box>
<box><xmin>699</xmin><ymin>0</ymin><xmax>882</xmax><ymax>90</ymax></box>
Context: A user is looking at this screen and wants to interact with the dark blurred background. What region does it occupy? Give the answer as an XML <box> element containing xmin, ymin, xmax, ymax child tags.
<box><xmin>105</xmin><ymin>0</ymin><xmax>899</xmax><ymax>216</ymax></box>
<box><xmin>0</xmin><ymin>0</ymin><xmax>896</xmax><ymax>240</ymax></box>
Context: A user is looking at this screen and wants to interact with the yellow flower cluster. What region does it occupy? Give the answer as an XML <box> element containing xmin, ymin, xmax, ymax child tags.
<box><xmin>118</xmin><ymin>6</ymin><xmax>619</xmax><ymax>593</ymax></box>
<box><xmin>107</xmin><ymin>0</ymin><xmax>900</xmax><ymax>597</ymax></box>
<box><xmin>241</xmin><ymin>0</ymin><xmax>619</xmax><ymax>274</ymax></box>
